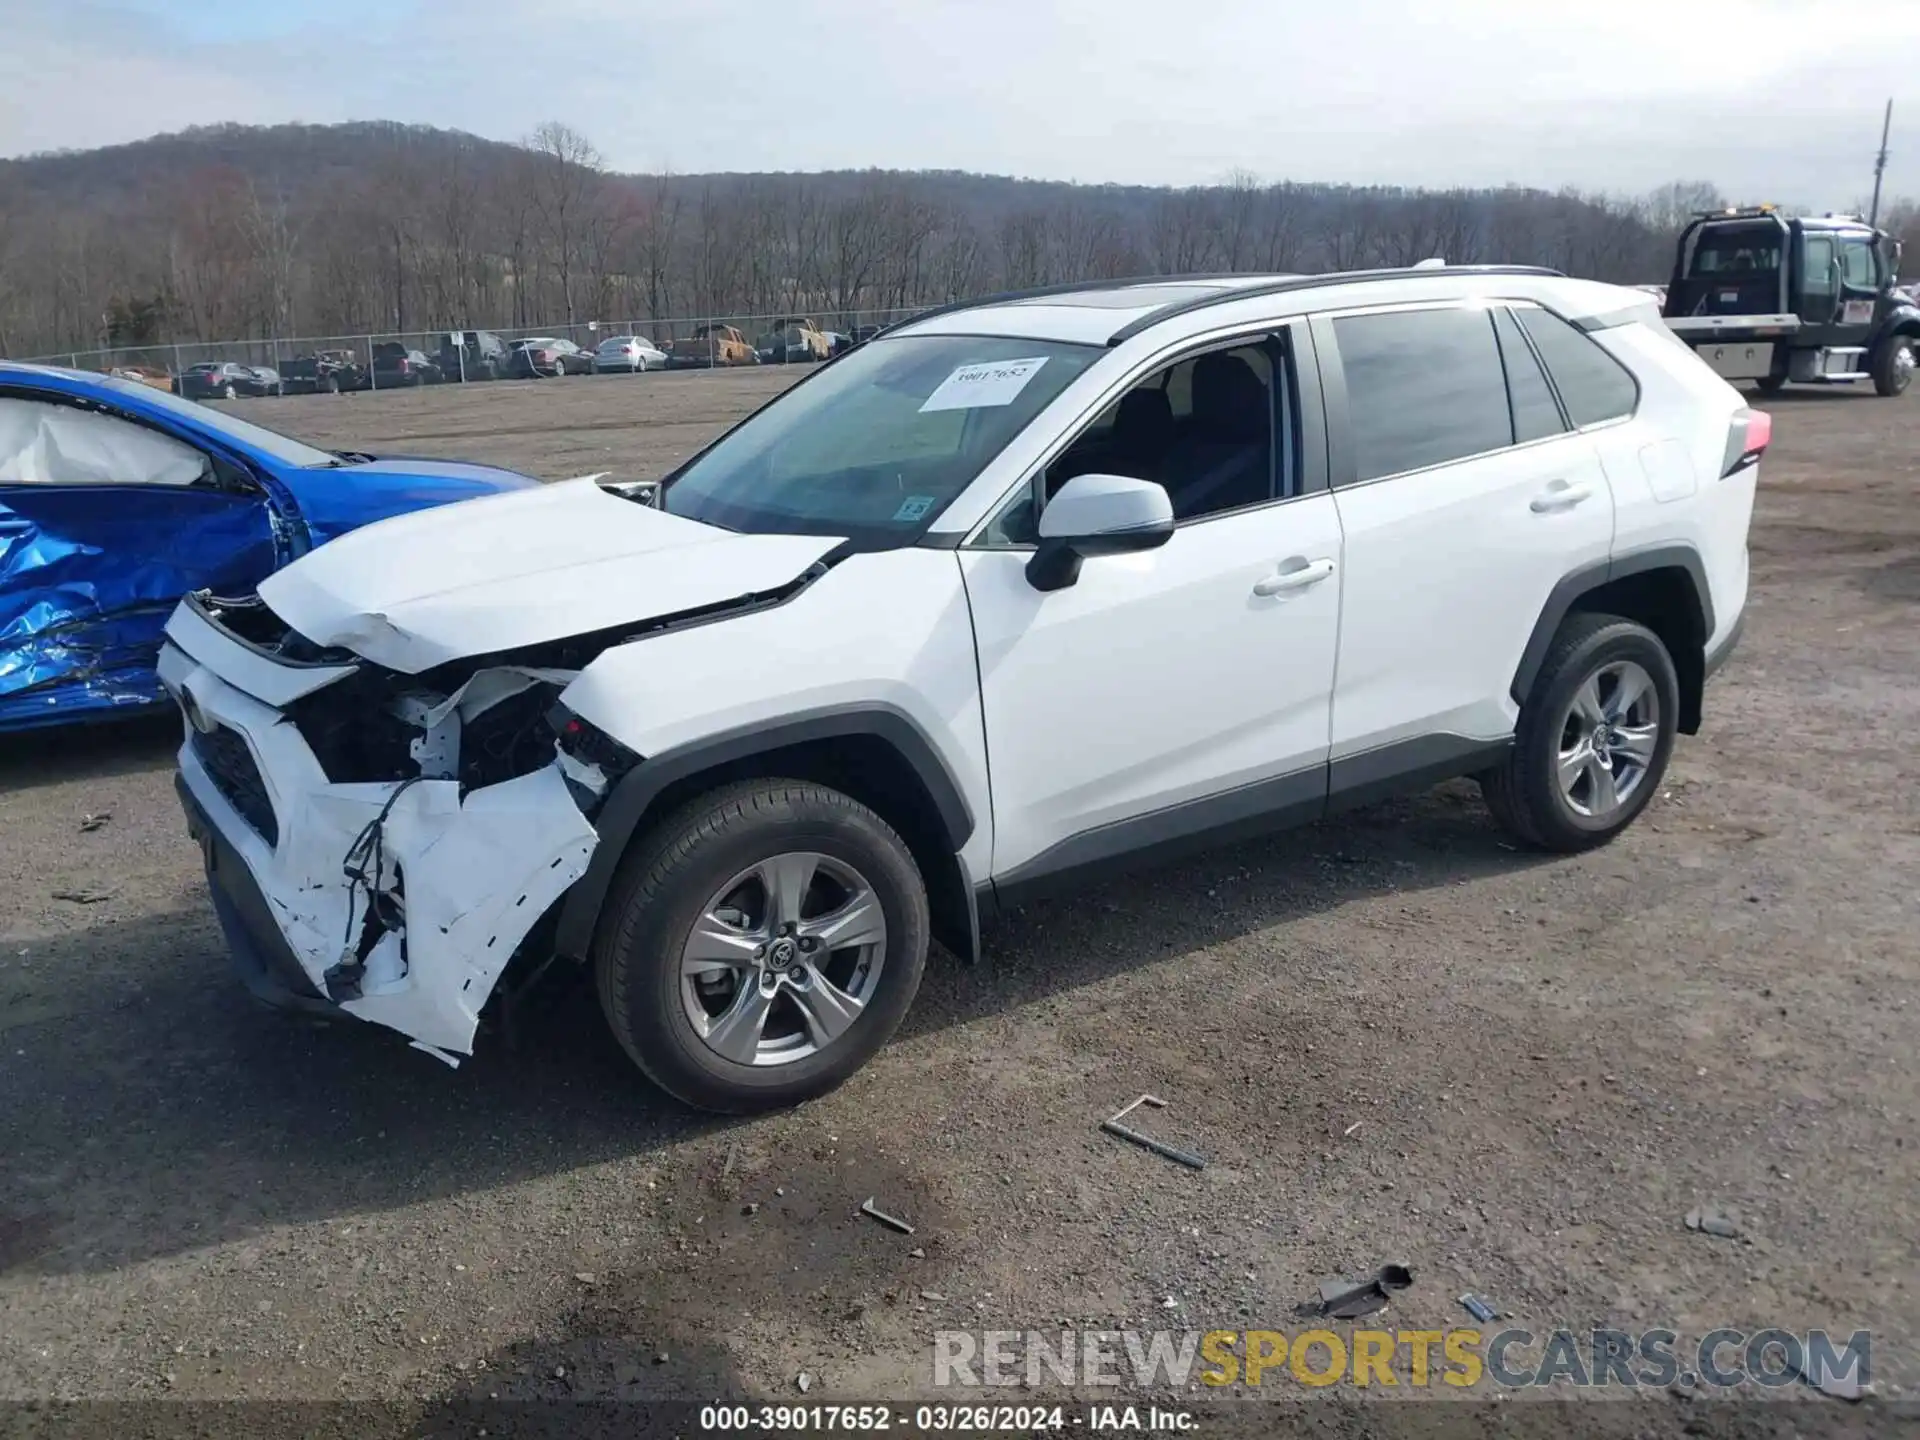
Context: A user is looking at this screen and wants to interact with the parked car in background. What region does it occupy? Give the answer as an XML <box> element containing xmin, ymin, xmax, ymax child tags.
<box><xmin>850</xmin><ymin>325</ymin><xmax>885</xmax><ymax>344</ymax></box>
<box><xmin>0</xmin><ymin>361</ymin><xmax>538</xmax><ymax>730</ymax></box>
<box><xmin>370</xmin><ymin>344</ymin><xmax>444</xmax><ymax>387</ymax></box>
<box><xmin>665</xmin><ymin>325</ymin><xmax>757</xmax><ymax>368</ymax></box>
<box><xmin>438</xmin><ymin>330</ymin><xmax>512</xmax><ymax>382</ymax></box>
<box><xmin>107</xmin><ymin>364</ymin><xmax>175</xmax><ymax>391</ymax></box>
<box><xmin>757</xmin><ymin>318</ymin><xmax>832</xmax><ymax>364</ymax></box>
<box><xmin>506</xmin><ymin>337</ymin><xmax>593</xmax><ymax>378</ymax></box>
<box><xmin>179</xmin><ymin>362</ymin><xmax>280</xmax><ymax>400</ymax></box>
<box><xmin>592</xmin><ymin>335</ymin><xmax>668</xmax><ymax>373</ymax></box>
<box><xmin>824</xmin><ymin>330</ymin><xmax>853</xmax><ymax>356</ymax></box>
<box><xmin>282</xmin><ymin>350</ymin><xmax>367</xmax><ymax>394</ymax></box>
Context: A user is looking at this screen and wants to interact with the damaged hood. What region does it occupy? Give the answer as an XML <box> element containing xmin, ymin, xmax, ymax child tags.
<box><xmin>258</xmin><ymin>478</ymin><xmax>845</xmax><ymax>673</ymax></box>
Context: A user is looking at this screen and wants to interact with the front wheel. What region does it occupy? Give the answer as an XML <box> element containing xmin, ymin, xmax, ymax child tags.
<box><xmin>1872</xmin><ymin>336</ymin><xmax>1914</xmax><ymax>397</ymax></box>
<box><xmin>594</xmin><ymin>779</ymin><xmax>929</xmax><ymax>1113</ymax></box>
<box><xmin>1480</xmin><ymin>612</ymin><xmax>1678</xmax><ymax>853</ymax></box>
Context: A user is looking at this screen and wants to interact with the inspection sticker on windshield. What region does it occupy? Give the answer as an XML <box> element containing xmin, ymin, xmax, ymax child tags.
<box><xmin>892</xmin><ymin>495</ymin><xmax>937</xmax><ymax>522</ymax></box>
<box><xmin>919</xmin><ymin>356</ymin><xmax>1049</xmax><ymax>413</ymax></box>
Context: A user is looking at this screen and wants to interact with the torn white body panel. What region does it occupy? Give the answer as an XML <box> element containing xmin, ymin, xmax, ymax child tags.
<box><xmin>165</xmin><ymin>638</ymin><xmax>600</xmax><ymax>1060</ymax></box>
<box><xmin>161</xmin><ymin>595</ymin><xmax>359</xmax><ymax>707</ymax></box>
<box><xmin>258</xmin><ymin>477</ymin><xmax>844</xmax><ymax>673</ymax></box>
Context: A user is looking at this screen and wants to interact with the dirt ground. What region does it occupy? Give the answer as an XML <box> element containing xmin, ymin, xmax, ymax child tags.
<box><xmin>1</xmin><ymin>369</ymin><xmax>1915</xmax><ymax>1436</ymax></box>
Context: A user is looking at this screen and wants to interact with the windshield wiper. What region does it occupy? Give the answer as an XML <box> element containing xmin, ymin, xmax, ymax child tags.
<box><xmin>329</xmin><ymin>450</ymin><xmax>378</xmax><ymax>466</ymax></box>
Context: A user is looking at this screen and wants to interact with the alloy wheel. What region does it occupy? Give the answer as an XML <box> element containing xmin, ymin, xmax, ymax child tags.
<box><xmin>1554</xmin><ymin>660</ymin><xmax>1660</xmax><ymax>818</ymax></box>
<box><xmin>678</xmin><ymin>851</ymin><xmax>888</xmax><ymax>1067</ymax></box>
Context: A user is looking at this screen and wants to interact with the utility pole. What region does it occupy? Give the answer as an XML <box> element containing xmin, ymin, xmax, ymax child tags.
<box><xmin>1869</xmin><ymin>98</ymin><xmax>1892</xmax><ymax>227</ymax></box>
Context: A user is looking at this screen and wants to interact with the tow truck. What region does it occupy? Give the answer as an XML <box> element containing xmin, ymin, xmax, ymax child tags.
<box><xmin>1661</xmin><ymin>205</ymin><xmax>1919</xmax><ymax>396</ymax></box>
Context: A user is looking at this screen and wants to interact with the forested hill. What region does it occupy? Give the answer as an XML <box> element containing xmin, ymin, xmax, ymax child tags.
<box><xmin>0</xmin><ymin>119</ymin><xmax>1873</xmax><ymax>358</ymax></box>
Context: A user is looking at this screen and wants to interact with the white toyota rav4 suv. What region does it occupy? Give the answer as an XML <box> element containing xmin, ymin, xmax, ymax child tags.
<box><xmin>160</xmin><ymin>266</ymin><xmax>1763</xmax><ymax>1112</ymax></box>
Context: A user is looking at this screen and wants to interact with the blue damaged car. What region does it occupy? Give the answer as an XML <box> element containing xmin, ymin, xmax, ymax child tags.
<box><xmin>0</xmin><ymin>363</ymin><xmax>539</xmax><ymax>731</ymax></box>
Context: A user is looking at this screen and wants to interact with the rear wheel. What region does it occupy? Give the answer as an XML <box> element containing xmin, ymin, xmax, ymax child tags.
<box><xmin>221</xmin><ymin>383</ymin><xmax>236</xmax><ymax>400</ymax></box>
<box><xmin>1872</xmin><ymin>336</ymin><xmax>1915</xmax><ymax>397</ymax></box>
<box><xmin>1480</xmin><ymin>613</ymin><xmax>1678</xmax><ymax>853</ymax></box>
<box><xmin>594</xmin><ymin>779</ymin><xmax>929</xmax><ymax>1113</ymax></box>
<box><xmin>1754</xmin><ymin>374</ymin><xmax>1787</xmax><ymax>395</ymax></box>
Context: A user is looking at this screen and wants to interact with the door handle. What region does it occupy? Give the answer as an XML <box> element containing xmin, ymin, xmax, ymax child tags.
<box><xmin>1529</xmin><ymin>481</ymin><xmax>1593</xmax><ymax>513</ymax></box>
<box><xmin>1252</xmin><ymin>558</ymin><xmax>1336</xmax><ymax>596</ymax></box>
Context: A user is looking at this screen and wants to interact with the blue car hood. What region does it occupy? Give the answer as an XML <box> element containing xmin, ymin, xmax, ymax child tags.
<box><xmin>278</xmin><ymin>457</ymin><xmax>540</xmax><ymax>543</ymax></box>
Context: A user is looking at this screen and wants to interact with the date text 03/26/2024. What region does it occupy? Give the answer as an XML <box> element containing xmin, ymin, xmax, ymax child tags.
<box><xmin>698</xmin><ymin>1404</ymin><xmax>1191</xmax><ymax>1432</ymax></box>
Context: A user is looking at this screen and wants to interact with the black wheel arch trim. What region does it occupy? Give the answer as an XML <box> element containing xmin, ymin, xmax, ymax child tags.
<box><xmin>1871</xmin><ymin>305</ymin><xmax>1920</xmax><ymax>345</ymax></box>
<box><xmin>1510</xmin><ymin>545</ymin><xmax>1715</xmax><ymax>707</ymax></box>
<box><xmin>553</xmin><ymin>703</ymin><xmax>976</xmax><ymax>962</ymax></box>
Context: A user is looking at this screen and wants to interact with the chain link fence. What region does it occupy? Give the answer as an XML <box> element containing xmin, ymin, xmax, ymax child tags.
<box><xmin>26</xmin><ymin>308</ymin><xmax>932</xmax><ymax>394</ymax></box>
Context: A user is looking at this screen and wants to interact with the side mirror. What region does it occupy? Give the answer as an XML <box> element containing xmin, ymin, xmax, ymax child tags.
<box><xmin>1025</xmin><ymin>473</ymin><xmax>1174</xmax><ymax>592</ymax></box>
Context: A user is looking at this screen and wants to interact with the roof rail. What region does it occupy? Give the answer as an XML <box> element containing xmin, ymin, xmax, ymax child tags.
<box><xmin>876</xmin><ymin>272</ymin><xmax>1290</xmax><ymax>338</ymax></box>
<box><xmin>1104</xmin><ymin>264</ymin><xmax>1566</xmax><ymax>345</ymax></box>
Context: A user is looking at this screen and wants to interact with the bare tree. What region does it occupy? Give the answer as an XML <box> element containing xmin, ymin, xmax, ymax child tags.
<box><xmin>527</xmin><ymin>121</ymin><xmax>603</xmax><ymax>326</ymax></box>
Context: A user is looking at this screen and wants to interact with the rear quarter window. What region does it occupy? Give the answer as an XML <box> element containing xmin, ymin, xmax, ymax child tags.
<box><xmin>1514</xmin><ymin>307</ymin><xmax>1639</xmax><ymax>428</ymax></box>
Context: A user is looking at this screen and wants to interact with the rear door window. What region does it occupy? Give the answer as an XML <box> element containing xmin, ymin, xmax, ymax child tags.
<box><xmin>1513</xmin><ymin>308</ymin><xmax>1638</xmax><ymax>428</ymax></box>
<box><xmin>1332</xmin><ymin>306</ymin><xmax>1513</xmax><ymax>482</ymax></box>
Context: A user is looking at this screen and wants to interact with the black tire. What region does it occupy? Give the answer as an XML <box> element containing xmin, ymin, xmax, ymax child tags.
<box><xmin>221</xmin><ymin>383</ymin><xmax>236</xmax><ymax>400</ymax></box>
<box><xmin>1872</xmin><ymin>335</ymin><xmax>1914</xmax><ymax>397</ymax></box>
<box><xmin>1480</xmin><ymin>612</ymin><xmax>1679</xmax><ymax>853</ymax></box>
<box><xmin>1754</xmin><ymin>374</ymin><xmax>1787</xmax><ymax>395</ymax></box>
<box><xmin>593</xmin><ymin>779</ymin><xmax>929</xmax><ymax>1113</ymax></box>
<box><xmin>324</xmin><ymin>376</ymin><xmax>340</xmax><ymax>394</ymax></box>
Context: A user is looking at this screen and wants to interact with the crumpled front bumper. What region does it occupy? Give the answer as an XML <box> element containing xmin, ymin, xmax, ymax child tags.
<box><xmin>160</xmin><ymin>604</ymin><xmax>602</xmax><ymax>1063</ymax></box>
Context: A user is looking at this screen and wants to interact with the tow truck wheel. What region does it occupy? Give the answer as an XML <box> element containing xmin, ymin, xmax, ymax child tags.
<box><xmin>1872</xmin><ymin>337</ymin><xmax>1915</xmax><ymax>397</ymax></box>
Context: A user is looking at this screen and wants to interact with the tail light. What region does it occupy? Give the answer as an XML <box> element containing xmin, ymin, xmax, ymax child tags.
<box><xmin>1722</xmin><ymin>408</ymin><xmax>1771</xmax><ymax>477</ymax></box>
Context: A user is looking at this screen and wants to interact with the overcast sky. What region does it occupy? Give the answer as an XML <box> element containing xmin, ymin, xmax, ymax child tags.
<box><xmin>2</xmin><ymin>0</ymin><xmax>1912</xmax><ymax>209</ymax></box>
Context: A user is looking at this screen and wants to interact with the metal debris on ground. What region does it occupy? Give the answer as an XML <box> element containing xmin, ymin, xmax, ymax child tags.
<box><xmin>1684</xmin><ymin>1205</ymin><xmax>1741</xmax><ymax>1238</ymax></box>
<box><xmin>1316</xmin><ymin>1264</ymin><xmax>1414</xmax><ymax>1320</ymax></box>
<box><xmin>51</xmin><ymin>887</ymin><xmax>114</xmax><ymax>904</ymax></box>
<box><xmin>78</xmin><ymin>812</ymin><xmax>111</xmax><ymax>833</ymax></box>
<box><xmin>1343</xmin><ymin>1121</ymin><xmax>1364</xmax><ymax>1137</ymax></box>
<box><xmin>1458</xmin><ymin>1292</ymin><xmax>1499</xmax><ymax>1323</ymax></box>
<box><xmin>860</xmin><ymin>1198</ymin><xmax>914</xmax><ymax>1235</ymax></box>
<box><xmin>1797</xmin><ymin>1358</ymin><xmax>1874</xmax><ymax>1402</ymax></box>
<box><xmin>796</xmin><ymin>1372</ymin><xmax>812</xmax><ymax>1393</ymax></box>
<box><xmin>1100</xmin><ymin>1094</ymin><xmax>1207</xmax><ymax>1170</ymax></box>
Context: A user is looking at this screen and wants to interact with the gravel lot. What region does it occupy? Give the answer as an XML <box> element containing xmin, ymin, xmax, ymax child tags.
<box><xmin>1</xmin><ymin>370</ymin><xmax>1915</xmax><ymax>1434</ymax></box>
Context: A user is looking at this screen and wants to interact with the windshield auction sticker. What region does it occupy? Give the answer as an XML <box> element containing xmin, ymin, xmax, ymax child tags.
<box><xmin>919</xmin><ymin>356</ymin><xmax>1049</xmax><ymax>412</ymax></box>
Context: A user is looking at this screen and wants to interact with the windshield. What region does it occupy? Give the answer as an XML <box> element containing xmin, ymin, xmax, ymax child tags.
<box><xmin>662</xmin><ymin>334</ymin><xmax>1102</xmax><ymax>544</ymax></box>
<box><xmin>99</xmin><ymin>376</ymin><xmax>339</xmax><ymax>468</ymax></box>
